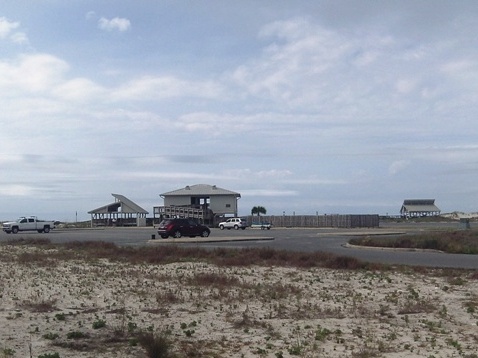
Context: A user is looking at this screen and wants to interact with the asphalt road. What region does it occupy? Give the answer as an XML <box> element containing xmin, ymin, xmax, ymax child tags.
<box><xmin>1</xmin><ymin>222</ymin><xmax>477</xmax><ymax>269</ymax></box>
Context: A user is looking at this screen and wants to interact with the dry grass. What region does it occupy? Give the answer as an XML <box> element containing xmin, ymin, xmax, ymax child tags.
<box><xmin>7</xmin><ymin>239</ymin><xmax>385</xmax><ymax>271</ymax></box>
<box><xmin>350</xmin><ymin>229</ymin><xmax>478</xmax><ymax>254</ymax></box>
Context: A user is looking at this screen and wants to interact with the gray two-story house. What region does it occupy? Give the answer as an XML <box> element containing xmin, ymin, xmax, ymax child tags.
<box><xmin>153</xmin><ymin>184</ymin><xmax>241</xmax><ymax>225</ymax></box>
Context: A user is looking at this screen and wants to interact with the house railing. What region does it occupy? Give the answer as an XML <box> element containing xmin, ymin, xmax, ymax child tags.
<box><xmin>153</xmin><ymin>206</ymin><xmax>205</xmax><ymax>224</ymax></box>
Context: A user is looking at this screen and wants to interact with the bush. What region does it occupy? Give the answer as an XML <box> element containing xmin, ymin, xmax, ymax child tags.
<box><xmin>138</xmin><ymin>332</ymin><xmax>176</xmax><ymax>358</ymax></box>
<box><xmin>38</xmin><ymin>353</ymin><xmax>60</xmax><ymax>358</ymax></box>
<box><xmin>55</xmin><ymin>313</ymin><xmax>66</xmax><ymax>321</ymax></box>
<box><xmin>42</xmin><ymin>332</ymin><xmax>59</xmax><ymax>340</ymax></box>
<box><xmin>92</xmin><ymin>319</ymin><xmax>106</xmax><ymax>329</ymax></box>
<box><xmin>66</xmin><ymin>331</ymin><xmax>89</xmax><ymax>339</ymax></box>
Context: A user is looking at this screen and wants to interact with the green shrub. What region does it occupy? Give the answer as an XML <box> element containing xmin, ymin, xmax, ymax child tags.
<box><xmin>288</xmin><ymin>344</ymin><xmax>302</xmax><ymax>355</ymax></box>
<box><xmin>66</xmin><ymin>331</ymin><xmax>89</xmax><ymax>339</ymax></box>
<box><xmin>184</xmin><ymin>329</ymin><xmax>194</xmax><ymax>337</ymax></box>
<box><xmin>38</xmin><ymin>353</ymin><xmax>60</xmax><ymax>358</ymax></box>
<box><xmin>55</xmin><ymin>313</ymin><xmax>66</xmax><ymax>321</ymax></box>
<box><xmin>138</xmin><ymin>332</ymin><xmax>175</xmax><ymax>358</ymax></box>
<box><xmin>42</xmin><ymin>332</ymin><xmax>59</xmax><ymax>340</ymax></box>
<box><xmin>2</xmin><ymin>348</ymin><xmax>15</xmax><ymax>357</ymax></box>
<box><xmin>128</xmin><ymin>321</ymin><xmax>138</xmax><ymax>332</ymax></box>
<box><xmin>92</xmin><ymin>319</ymin><xmax>106</xmax><ymax>329</ymax></box>
<box><xmin>315</xmin><ymin>326</ymin><xmax>331</xmax><ymax>341</ymax></box>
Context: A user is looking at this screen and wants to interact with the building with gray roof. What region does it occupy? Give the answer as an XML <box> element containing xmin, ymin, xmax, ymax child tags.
<box><xmin>154</xmin><ymin>184</ymin><xmax>241</xmax><ymax>225</ymax></box>
<box><xmin>400</xmin><ymin>199</ymin><xmax>441</xmax><ymax>218</ymax></box>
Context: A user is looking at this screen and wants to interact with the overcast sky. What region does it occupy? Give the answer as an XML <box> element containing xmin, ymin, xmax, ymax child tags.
<box><xmin>1</xmin><ymin>1</ymin><xmax>478</xmax><ymax>221</ymax></box>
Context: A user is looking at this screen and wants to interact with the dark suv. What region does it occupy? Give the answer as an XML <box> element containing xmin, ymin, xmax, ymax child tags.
<box><xmin>157</xmin><ymin>218</ymin><xmax>210</xmax><ymax>239</ymax></box>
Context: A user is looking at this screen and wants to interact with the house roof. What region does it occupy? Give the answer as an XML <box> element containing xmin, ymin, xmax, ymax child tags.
<box><xmin>161</xmin><ymin>184</ymin><xmax>241</xmax><ymax>198</ymax></box>
<box><xmin>88</xmin><ymin>194</ymin><xmax>149</xmax><ymax>214</ymax></box>
<box><xmin>401</xmin><ymin>199</ymin><xmax>440</xmax><ymax>213</ymax></box>
<box><xmin>403</xmin><ymin>199</ymin><xmax>436</xmax><ymax>206</ymax></box>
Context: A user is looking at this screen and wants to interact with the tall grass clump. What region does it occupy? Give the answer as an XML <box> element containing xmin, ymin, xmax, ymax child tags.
<box><xmin>137</xmin><ymin>332</ymin><xmax>176</xmax><ymax>358</ymax></box>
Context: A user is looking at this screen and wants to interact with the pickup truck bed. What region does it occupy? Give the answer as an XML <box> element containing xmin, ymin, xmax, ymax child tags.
<box><xmin>250</xmin><ymin>222</ymin><xmax>272</xmax><ymax>230</ymax></box>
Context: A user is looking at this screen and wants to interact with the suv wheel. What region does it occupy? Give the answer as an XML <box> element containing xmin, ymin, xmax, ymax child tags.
<box><xmin>234</xmin><ymin>225</ymin><xmax>239</xmax><ymax>230</ymax></box>
<box><xmin>173</xmin><ymin>231</ymin><xmax>182</xmax><ymax>238</ymax></box>
<box><xmin>201</xmin><ymin>230</ymin><xmax>210</xmax><ymax>237</ymax></box>
<box><xmin>219</xmin><ymin>224</ymin><xmax>225</xmax><ymax>230</ymax></box>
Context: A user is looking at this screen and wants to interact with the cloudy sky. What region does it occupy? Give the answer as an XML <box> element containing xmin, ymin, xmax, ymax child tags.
<box><xmin>1</xmin><ymin>1</ymin><xmax>478</xmax><ymax>221</ymax></box>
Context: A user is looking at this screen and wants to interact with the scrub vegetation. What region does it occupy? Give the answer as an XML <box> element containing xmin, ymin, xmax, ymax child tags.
<box><xmin>349</xmin><ymin>230</ymin><xmax>478</xmax><ymax>254</ymax></box>
<box><xmin>1</xmin><ymin>238</ymin><xmax>478</xmax><ymax>357</ymax></box>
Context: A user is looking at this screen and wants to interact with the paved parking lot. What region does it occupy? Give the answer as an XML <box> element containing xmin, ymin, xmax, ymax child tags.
<box><xmin>1</xmin><ymin>222</ymin><xmax>477</xmax><ymax>268</ymax></box>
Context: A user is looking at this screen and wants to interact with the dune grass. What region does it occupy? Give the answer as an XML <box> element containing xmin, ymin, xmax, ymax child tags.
<box><xmin>2</xmin><ymin>237</ymin><xmax>478</xmax><ymax>357</ymax></box>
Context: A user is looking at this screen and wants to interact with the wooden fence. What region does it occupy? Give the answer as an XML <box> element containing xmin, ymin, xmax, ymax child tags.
<box><xmin>245</xmin><ymin>214</ymin><xmax>379</xmax><ymax>228</ymax></box>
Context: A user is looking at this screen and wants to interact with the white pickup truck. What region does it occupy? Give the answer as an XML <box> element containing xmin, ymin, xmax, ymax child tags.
<box><xmin>250</xmin><ymin>221</ymin><xmax>272</xmax><ymax>230</ymax></box>
<box><xmin>2</xmin><ymin>216</ymin><xmax>56</xmax><ymax>234</ymax></box>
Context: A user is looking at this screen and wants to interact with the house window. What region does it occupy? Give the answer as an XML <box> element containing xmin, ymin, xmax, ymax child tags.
<box><xmin>226</xmin><ymin>204</ymin><xmax>231</xmax><ymax>208</ymax></box>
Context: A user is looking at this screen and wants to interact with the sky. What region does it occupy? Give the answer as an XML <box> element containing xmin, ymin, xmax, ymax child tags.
<box><xmin>1</xmin><ymin>1</ymin><xmax>478</xmax><ymax>221</ymax></box>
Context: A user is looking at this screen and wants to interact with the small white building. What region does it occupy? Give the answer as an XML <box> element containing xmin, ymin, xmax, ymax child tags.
<box><xmin>400</xmin><ymin>199</ymin><xmax>441</xmax><ymax>218</ymax></box>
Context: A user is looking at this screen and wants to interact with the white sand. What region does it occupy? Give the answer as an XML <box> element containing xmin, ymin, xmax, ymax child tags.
<box><xmin>1</xmin><ymin>244</ymin><xmax>478</xmax><ymax>357</ymax></box>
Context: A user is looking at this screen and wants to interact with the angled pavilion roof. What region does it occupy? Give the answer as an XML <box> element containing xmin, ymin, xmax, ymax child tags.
<box><xmin>88</xmin><ymin>194</ymin><xmax>148</xmax><ymax>214</ymax></box>
<box><xmin>161</xmin><ymin>184</ymin><xmax>240</xmax><ymax>198</ymax></box>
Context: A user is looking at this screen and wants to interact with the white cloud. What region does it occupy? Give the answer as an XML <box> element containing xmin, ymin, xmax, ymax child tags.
<box><xmin>256</xmin><ymin>169</ymin><xmax>293</xmax><ymax>179</ymax></box>
<box><xmin>230</xmin><ymin>16</ymin><xmax>476</xmax><ymax>122</ymax></box>
<box><xmin>10</xmin><ymin>32</ymin><xmax>28</xmax><ymax>44</ymax></box>
<box><xmin>120</xmin><ymin>171</ymin><xmax>224</xmax><ymax>181</ymax></box>
<box><xmin>233</xmin><ymin>18</ymin><xmax>354</xmax><ymax>102</ymax></box>
<box><xmin>240</xmin><ymin>189</ymin><xmax>298</xmax><ymax>197</ymax></box>
<box><xmin>0</xmin><ymin>184</ymin><xmax>34</xmax><ymax>197</ymax></box>
<box><xmin>221</xmin><ymin>169</ymin><xmax>293</xmax><ymax>181</ymax></box>
<box><xmin>85</xmin><ymin>11</ymin><xmax>96</xmax><ymax>21</ymax></box>
<box><xmin>98</xmin><ymin>17</ymin><xmax>131</xmax><ymax>32</ymax></box>
<box><xmin>258</xmin><ymin>17</ymin><xmax>312</xmax><ymax>41</ymax></box>
<box><xmin>441</xmin><ymin>59</ymin><xmax>475</xmax><ymax>74</ymax></box>
<box><xmin>176</xmin><ymin>112</ymin><xmax>253</xmax><ymax>134</ymax></box>
<box><xmin>0</xmin><ymin>17</ymin><xmax>28</xmax><ymax>44</ymax></box>
<box><xmin>395</xmin><ymin>78</ymin><xmax>418</xmax><ymax>94</ymax></box>
<box><xmin>0</xmin><ymin>17</ymin><xmax>19</xmax><ymax>38</ymax></box>
<box><xmin>388</xmin><ymin>160</ymin><xmax>410</xmax><ymax>175</ymax></box>
<box><xmin>0</xmin><ymin>54</ymin><xmax>69</xmax><ymax>93</ymax></box>
<box><xmin>52</xmin><ymin>78</ymin><xmax>105</xmax><ymax>102</ymax></box>
<box><xmin>111</xmin><ymin>76</ymin><xmax>222</xmax><ymax>101</ymax></box>
<box><xmin>285</xmin><ymin>177</ymin><xmax>348</xmax><ymax>185</ymax></box>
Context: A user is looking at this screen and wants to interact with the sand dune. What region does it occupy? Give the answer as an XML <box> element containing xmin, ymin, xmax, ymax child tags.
<box><xmin>1</xmin><ymin>244</ymin><xmax>477</xmax><ymax>357</ymax></box>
